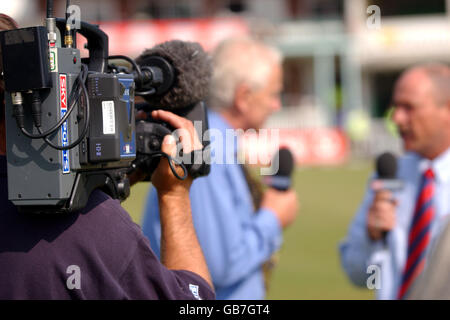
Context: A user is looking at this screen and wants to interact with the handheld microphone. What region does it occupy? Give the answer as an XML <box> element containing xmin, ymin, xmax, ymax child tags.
<box><xmin>372</xmin><ymin>152</ymin><xmax>403</xmax><ymax>244</ymax></box>
<box><xmin>371</xmin><ymin>152</ymin><xmax>404</xmax><ymax>192</ymax></box>
<box><xmin>263</xmin><ymin>148</ymin><xmax>295</xmax><ymax>191</ymax></box>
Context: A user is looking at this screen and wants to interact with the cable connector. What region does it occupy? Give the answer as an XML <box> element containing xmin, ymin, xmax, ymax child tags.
<box><xmin>11</xmin><ymin>92</ymin><xmax>25</xmax><ymax>129</ymax></box>
<box><xmin>64</xmin><ymin>24</ymin><xmax>73</xmax><ymax>48</ymax></box>
<box><xmin>45</xmin><ymin>18</ymin><xmax>57</xmax><ymax>48</ymax></box>
<box><xmin>31</xmin><ymin>90</ymin><xmax>42</xmax><ymax>128</ymax></box>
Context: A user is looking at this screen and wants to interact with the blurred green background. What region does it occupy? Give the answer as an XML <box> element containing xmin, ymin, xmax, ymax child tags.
<box><xmin>122</xmin><ymin>161</ymin><xmax>375</xmax><ymax>300</ymax></box>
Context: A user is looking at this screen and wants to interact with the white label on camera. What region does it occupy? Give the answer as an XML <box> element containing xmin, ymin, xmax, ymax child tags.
<box><xmin>50</xmin><ymin>48</ymin><xmax>58</xmax><ymax>72</ymax></box>
<box><xmin>102</xmin><ymin>101</ymin><xmax>115</xmax><ymax>135</ymax></box>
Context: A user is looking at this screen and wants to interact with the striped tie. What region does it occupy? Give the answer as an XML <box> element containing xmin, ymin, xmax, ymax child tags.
<box><xmin>397</xmin><ymin>168</ymin><xmax>435</xmax><ymax>299</ymax></box>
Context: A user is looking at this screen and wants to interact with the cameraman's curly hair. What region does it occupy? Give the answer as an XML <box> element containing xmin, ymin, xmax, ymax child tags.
<box><xmin>0</xmin><ymin>14</ymin><xmax>18</xmax><ymax>121</ymax></box>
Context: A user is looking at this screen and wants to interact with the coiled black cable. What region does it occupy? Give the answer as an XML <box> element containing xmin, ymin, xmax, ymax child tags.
<box><xmin>19</xmin><ymin>65</ymin><xmax>85</xmax><ymax>139</ymax></box>
<box><xmin>18</xmin><ymin>64</ymin><xmax>90</xmax><ymax>150</ymax></box>
<box><xmin>39</xmin><ymin>78</ymin><xmax>90</xmax><ymax>150</ymax></box>
<box><xmin>140</xmin><ymin>151</ymin><xmax>188</xmax><ymax>180</ymax></box>
<box><xmin>38</xmin><ymin>64</ymin><xmax>90</xmax><ymax>150</ymax></box>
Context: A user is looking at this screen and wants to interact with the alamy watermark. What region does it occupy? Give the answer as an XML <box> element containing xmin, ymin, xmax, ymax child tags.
<box><xmin>366</xmin><ymin>264</ymin><xmax>381</xmax><ymax>290</ymax></box>
<box><xmin>66</xmin><ymin>5</ymin><xmax>81</xmax><ymax>30</ymax></box>
<box><xmin>171</xmin><ymin>122</ymin><xmax>281</xmax><ymax>176</ymax></box>
<box><xmin>367</xmin><ymin>5</ymin><xmax>381</xmax><ymax>30</ymax></box>
<box><xmin>66</xmin><ymin>265</ymin><xmax>81</xmax><ymax>290</ymax></box>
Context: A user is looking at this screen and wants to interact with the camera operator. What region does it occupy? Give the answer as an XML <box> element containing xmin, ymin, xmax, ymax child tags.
<box><xmin>0</xmin><ymin>14</ymin><xmax>213</xmax><ymax>300</ymax></box>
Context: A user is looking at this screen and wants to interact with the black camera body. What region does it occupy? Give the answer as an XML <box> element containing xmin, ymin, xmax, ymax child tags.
<box><xmin>0</xmin><ymin>16</ymin><xmax>210</xmax><ymax>214</ymax></box>
<box><xmin>134</xmin><ymin>101</ymin><xmax>210</xmax><ymax>181</ymax></box>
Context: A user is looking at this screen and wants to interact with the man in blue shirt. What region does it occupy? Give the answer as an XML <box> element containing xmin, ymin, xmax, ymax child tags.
<box><xmin>142</xmin><ymin>37</ymin><xmax>299</xmax><ymax>299</ymax></box>
<box><xmin>340</xmin><ymin>64</ymin><xmax>450</xmax><ymax>299</ymax></box>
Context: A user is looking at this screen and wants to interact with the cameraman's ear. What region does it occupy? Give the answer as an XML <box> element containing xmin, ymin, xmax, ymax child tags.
<box><xmin>161</xmin><ymin>134</ymin><xmax>177</xmax><ymax>157</ymax></box>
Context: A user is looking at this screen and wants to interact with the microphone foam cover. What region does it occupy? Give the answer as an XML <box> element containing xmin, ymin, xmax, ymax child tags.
<box><xmin>376</xmin><ymin>152</ymin><xmax>397</xmax><ymax>179</ymax></box>
<box><xmin>136</xmin><ymin>40</ymin><xmax>212</xmax><ymax>110</ymax></box>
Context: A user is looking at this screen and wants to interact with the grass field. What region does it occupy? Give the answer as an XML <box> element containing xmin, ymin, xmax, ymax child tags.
<box><xmin>122</xmin><ymin>161</ymin><xmax>375</xmax><ymax>300</ymax></box>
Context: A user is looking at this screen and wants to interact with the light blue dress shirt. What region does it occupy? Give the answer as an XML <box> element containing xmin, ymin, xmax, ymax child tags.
<box><xmin>141</xmin><ymin>110</ymin><xmax>283</xmax><ymax>300</ymax></box>
<box><xmin>339</xmin><ymin>147</ymin><xmax>450</xmax><ymax>299</ymax></box>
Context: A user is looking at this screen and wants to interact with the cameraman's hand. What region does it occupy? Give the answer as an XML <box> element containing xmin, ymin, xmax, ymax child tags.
<box><xmin>150</xmin><ymin>110</ymin><xmax>213</xmax><ymax>288</ymax></box>
<box><xmin>150</xmin><ymin>110</ymin><xmax>202</xmax><ymax>196</ymax></box>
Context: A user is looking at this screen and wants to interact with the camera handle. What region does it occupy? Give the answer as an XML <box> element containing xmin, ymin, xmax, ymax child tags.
<box><xmin>55</xmin><ymin>18</ymin><xmax>109</xmax><ymax>73</ymax></box>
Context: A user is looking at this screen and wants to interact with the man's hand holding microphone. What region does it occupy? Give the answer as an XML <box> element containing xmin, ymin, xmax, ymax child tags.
<box><xmin>367</xmin><ymin>152</ymin><xmax>402</xmax><ymax>242</ymax></box>
<box><xmin>367</xmin><ymin>190</ymin><xmax>397</xmax><ymax>241</ymax></box>
<box><xmin>261</xmin><ymin>148</ymin><xmax>299</xmax><ymax>229</ymax></box>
